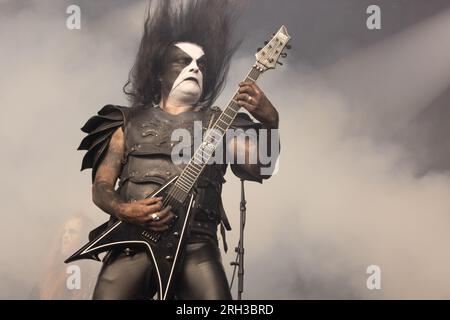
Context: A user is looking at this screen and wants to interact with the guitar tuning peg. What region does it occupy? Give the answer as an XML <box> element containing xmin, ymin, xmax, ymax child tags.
<box><xmin>286</xmin><ymin>44</ymin><xmax>292</xmax><ymax>50</ymax></box>
<box><xmin>264</xmin><ymin>41</ymin><xmax>269</xmax><ymax>45</ymax></box>
<box><xmin>281</xmin><ymin>52</ymin><xmax>287</xmax><ymax>58</ymax></box>
<box><xmin>277</xmin><ymin>61</ymin><xmax>283</xmax><ymax>66</ymax></box>
<box><xmin>257</xmin><ymin>47</ymin><xmax>262</xmax><ymax>52</ymax></box>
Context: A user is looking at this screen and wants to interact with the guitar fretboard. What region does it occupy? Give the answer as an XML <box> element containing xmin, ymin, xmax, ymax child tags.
<box><xmin>172</xmin><ymin>66</ymin><xmax>262</xmax><ymax>202</ymax></box>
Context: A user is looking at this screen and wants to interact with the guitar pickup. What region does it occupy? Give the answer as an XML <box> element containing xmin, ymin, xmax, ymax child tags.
<box><xmin>141</xmin><ymin>230</ymin><xmax>161</xmax><ymax>243</ymax></box>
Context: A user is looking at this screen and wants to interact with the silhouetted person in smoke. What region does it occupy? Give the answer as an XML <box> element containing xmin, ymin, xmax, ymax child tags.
<box><xmin>31</xmin><ymin>214</ymin><xmax>98</xmax><ymax>299</ymax></box>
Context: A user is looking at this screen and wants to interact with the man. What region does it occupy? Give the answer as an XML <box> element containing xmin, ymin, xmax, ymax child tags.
<box><xmin>78</xmin><ymin>0</ymin><xmax>279</xmax><ymax>300</ymax></box>
<box><xmin>31</xmin><ymin>214</ymin><xmax>97</xmax><ymax>300</ymax></box>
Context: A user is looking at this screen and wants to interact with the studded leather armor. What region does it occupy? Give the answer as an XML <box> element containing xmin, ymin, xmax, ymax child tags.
<box><xmin>118</xmin><ymin>105</ymin><xmax>227</xmax><ymax>242</ymax></box>
<box><xmin>79</xmin><ymin>104</ymin><xmax>263</xmax><ymax>249</ymax></box>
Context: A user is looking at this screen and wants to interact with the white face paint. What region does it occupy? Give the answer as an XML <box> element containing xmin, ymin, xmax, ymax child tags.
<box><xmin>167</xmin><ymin>42</ymin><xmax>205</xmax><ymax>106</ymax></box>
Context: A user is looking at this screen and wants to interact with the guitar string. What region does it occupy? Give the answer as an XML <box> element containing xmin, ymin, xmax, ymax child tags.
<box><xmin>159</xmin><ymin>67</ymin><xmax>261</xmax><ymax>210</ymax></box>
<box><xmin>165</xmin><ymin>67</ymin><xmax>260</xmax><ymax>207</ymax></box>
<box><xmin>159</xmin><ymin>67</ymin><xmax>261</xmax><ymax>211</ymax></box>
<box><xmin>147</xmin><ymin>67</ymin><xmax>263</xmax><ymax>239</ymax></box>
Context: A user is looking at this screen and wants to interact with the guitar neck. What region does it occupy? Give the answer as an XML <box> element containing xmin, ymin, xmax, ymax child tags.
<box><xmin>173</xmin><ymin>66</ymin><xmax>263</xmax><ymax>199</ymax></box>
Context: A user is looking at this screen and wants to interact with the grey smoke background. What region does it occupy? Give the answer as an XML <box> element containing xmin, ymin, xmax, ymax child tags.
<box><xmin>1</xmin><ymin>0</ymin><xmax>450</xmax><ymax>299</ymax></box>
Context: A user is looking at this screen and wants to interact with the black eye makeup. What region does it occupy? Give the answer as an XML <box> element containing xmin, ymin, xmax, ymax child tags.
<box><xmin>175</xmin><ymin>57</ymin><xmax>192</xmax><ymax>66</ymax></box>
<box><xmin>197</xmin><ymin>57</ymin><xmax>207</xmax><ymax>69</ymax></box>
<box><xmin>165</xmin><ymin>45</ymin><xmax>206</xmax><ymax>74</ymax></box>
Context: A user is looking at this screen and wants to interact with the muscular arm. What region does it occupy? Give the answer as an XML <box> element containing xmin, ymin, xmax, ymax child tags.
<box><xmin>92</xmin><ymin>127</ymin><xmax>126</xmax><ymax>217</ymax></box>
<box><xmin>91</xmin><ymin>127</ymin><xmax>174</xmax><ymax>230</ymax></box>
<box><xmin>230</xmin><ymin>81</ymin><xmax>280</xmax><ymax>180</ymax></box>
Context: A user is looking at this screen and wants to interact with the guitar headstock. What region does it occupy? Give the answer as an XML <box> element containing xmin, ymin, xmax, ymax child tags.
<box><xmin>255</xmin><ymin>25</ymin><xmax>291</xmax><ymax>72</ymax></box>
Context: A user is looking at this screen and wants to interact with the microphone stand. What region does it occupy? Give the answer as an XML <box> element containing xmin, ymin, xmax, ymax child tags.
<box><xmin>231</xmin><ymin>179</ymin><xmax>247</xmax><ymax>300</ymax></box>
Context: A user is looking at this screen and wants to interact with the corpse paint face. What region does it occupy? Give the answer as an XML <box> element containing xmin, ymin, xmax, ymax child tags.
<box><xmin>160</xmin><ymin>42</ymin><xmax>206</xmax><ymax>106</ymax></box>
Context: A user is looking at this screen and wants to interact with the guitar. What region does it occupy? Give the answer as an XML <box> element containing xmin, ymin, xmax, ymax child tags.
<box><xmin>65</xmin><ymin>25</ymin><xmax>291</xmax><ymax>300</ymax></box>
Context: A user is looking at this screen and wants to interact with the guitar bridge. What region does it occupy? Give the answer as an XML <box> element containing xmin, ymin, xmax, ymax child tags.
<box><xmin>140</xmin><ymin>230</ymin><xmax>161</xmax><ymax>243</ymax></box>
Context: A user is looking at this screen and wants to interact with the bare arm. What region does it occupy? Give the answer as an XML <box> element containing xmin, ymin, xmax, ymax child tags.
<box><xmin>229</xmin><ymin>82</ymin><xmax>280</xmax><ymax>180</ymax></box>
<box><xmin>92</xmin><ymin>127</ymin><xmax>174</xmax><ymax>231</ymax></box>
<box><xmin>92</xmin><ymin>127</ymin><xmax>126</xmax><ymax>216</ymax></box>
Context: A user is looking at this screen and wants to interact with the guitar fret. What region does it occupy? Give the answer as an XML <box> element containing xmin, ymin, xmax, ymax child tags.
<box><xmin>201</xmin><ymin>150</ymin><xmax>212</xmax><ymax>159</ymax></box>
<box><xmin>188</xmin><ymin>165</ymin><xmax>201</xmax><ymax>174</ymax></box>
<box><xmin>220</xmin><ymin>113</ymin><xmax>232</xmax><ymax>122</ymax></box>
<box><xmin>205</xmin><ymin>134</ymin><xmax>222</xmax><ymax>145</ymax></box>
<box><xmin>185</xmin><ymin>166</ymin><xmax>200</xmax><ymax>177</ymax></box>
<box><xmin>198</xmin><ymin>146</ymin><xmax>212</xmax><ymax>157</ymax></box>
<box><xmin>221</xmin><ymin>113</ymin><xmax>233</xmax><ymax>122</ymax></box>
<box><xmin>193</xmin><ymin>153</ymin><xmax>204</xmax><ymax>164</ymax></box>
<box><xmin>190</xmin><ymin>159</ymin><xmax>202</xmax><ymax>167</ymax></box>
<box><xmin>224</xmin><ymin>108</ymin><xmax>236</xmax><ymax>118</ymax></box>
<box><xmin>201</xmin><ymin>149</ymin><xmax>211</xmax><ymax>160</ymax></box>
<box><xmin>218</xmin><ymin>118</ymin><xmax>229</xmax><ymax>127</ymax></box>
<box><xmin>183</xmin><ymin>169</ymin><xmax>197</xmax><ymax>180</ymax></box>
<box><xmin>175</xmin><ymin>181</ymin><xmax>190</xmax><ymax>193</ymax></box>
<box><xmin>178</xmin><ymin>176</ymin><xmax>193</xmax><ymax>188</ymax></box>
<box><xmin>199</xmin><ymin>155</ymin><xmax>209</xmax><ymax>165</ymax></box>
<box><xmin>184</xmin><ymin>167</ymin><xmax>197</xmax><ymax>179</ymax></box>
<box><xmin>190</xmin><ymin>162</ymin><xmax>203</xmax><ymax>171</ymax></box>
<box><xmin>176</xmin><ymin>180</ymin><xmax>189</xmax><ymax>191</ymax></box>
<box><xmin>216</xmin><ymin>122</ymin><xmax>227</xmax><ymax>131</ymax></box>
<box><xmin>212</xmin><ymin>126</ymin><xmax>226</xmax><ymax>136</ymax></box>
<box><xmin>229</xmin><ymin>101</ymin><xmax>240</xmax><ymax>112</ymax></box>
<box><xmin>230</xmin><ymin>100</ymin><xmax>239</xmax><ymax>107</ymax></box>
<box><xmin>208</xmin><ymin>135</ymin><xmax>222</xmax><ymax>145</ymax></box>
<box><xmin>194</xmin><ymin>149</ymin><xmax>206</xmax><ymax>157</ymax></box>
<box><xmin>177</xmin><ymin>177</ymin><xmax>190</xmax><ymax>188</ymax></box>
<box><xmin>180</xmin><ymin>169</ymin><xmax>196</xmax><ymax>180</ymax></box>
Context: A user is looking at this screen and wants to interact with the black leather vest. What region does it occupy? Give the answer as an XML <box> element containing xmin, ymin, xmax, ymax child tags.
<box><xmin>118</xmin><ymin>105</ymin><xmax>227</xmax><ymax>241</ymax></box>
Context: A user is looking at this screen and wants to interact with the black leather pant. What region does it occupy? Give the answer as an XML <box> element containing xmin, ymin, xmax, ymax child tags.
<box><xmin>92</xmin><ymin>238</ymin><xmax>232</xmax><ymax>300</ymax></box>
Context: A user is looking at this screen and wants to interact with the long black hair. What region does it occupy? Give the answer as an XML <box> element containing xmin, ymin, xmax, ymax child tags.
<box><xmin>123</xmin><ymin>0</ymin><xmax>241</xmax><ymax>108</ymax></box>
